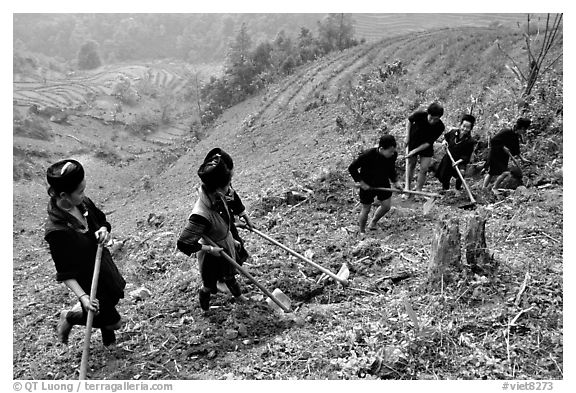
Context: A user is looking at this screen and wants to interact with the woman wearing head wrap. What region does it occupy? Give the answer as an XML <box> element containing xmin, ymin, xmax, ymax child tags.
<box><xmin>44</xmin><ymin>159</ymin><xmax>125</xmax><ymax>346</ymax></box>
<box><xmin>176</xmin><ymin>148</ymin><xmax>254</xmax><ymax>311</ymax></box>
<box><xmin>434</xmin><ymin>114</ymin><xmax>477</xmax><ymax>191</ymax></box>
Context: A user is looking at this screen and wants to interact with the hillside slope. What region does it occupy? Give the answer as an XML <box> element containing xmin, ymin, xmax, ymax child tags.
<box><xmin>112</xmin><ymin>26</ymin><xmax>562</xmax><ymax>230</ymax></box>
<box><xmin>12</xmin><ymin>26</ymin><xmax>563</xmax><ymax>380</ymax></box>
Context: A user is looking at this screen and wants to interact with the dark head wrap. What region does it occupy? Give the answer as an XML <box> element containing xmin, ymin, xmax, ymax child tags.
<box><xmin>378</xmin><ymin>134</ymin><xmax>397</xmax><ymax>149</ymax></box>
<box><xmin>198</xmin><ymin>148</ymin><xmax>233</xmax><ymax>191</ymax></box>
<box><xmin>46</xmin><ymin>159</ymin><xmax>85</xmax><ymax>195</ymax></box>
<box><xmin>203</xmin><ymin>148</ymin><xmax>233</xmax><ymax>170</ymax></box>
<box><xmin>461</xmin><ymin>114</ymin><xmax>476</xmax><ymax>127</ymax></box>
<box><xmin>427</xmin><ymin>102</ymin><xmax>444</xmax><ymax>117</ymax></box>
<box><xmin>515</xmin><ymin>117</ymin><xmax>531</xmax><ymax>130</ymax></box>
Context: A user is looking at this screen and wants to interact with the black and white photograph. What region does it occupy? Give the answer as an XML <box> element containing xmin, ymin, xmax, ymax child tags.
<box><xmin>10</xmin><ymin>5</ymin><xmax>567</xmax><ymax>387</ymax></box>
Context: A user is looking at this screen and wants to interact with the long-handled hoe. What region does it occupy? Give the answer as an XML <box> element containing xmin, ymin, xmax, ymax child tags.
<box><xmin>203</xmin><ymin>235</ymin><xmax>292</xmax><ymax>313</ymax></box>
<box><xmin>505</xmin><ymin>148</ymin><xmax>525</xmax><ymax>175</ymax></box>
<box><xmin>239</xmin><ymin>225</ymin><xmax>349</xmax><ymax>286</ymax></box>
<box><xmin>445</xmin><ymin>145</ymin><xmax>477</xmax><ymax>210</ymax></box>
<box><xmin>79</xmin><ymin>243</ymin><xmax>103</xmax><ymax>380</ymax></box>
<box><xmin>355</xmin><ymin>185</ymin><xmax>440</xmax><ymax>214</ymax></box>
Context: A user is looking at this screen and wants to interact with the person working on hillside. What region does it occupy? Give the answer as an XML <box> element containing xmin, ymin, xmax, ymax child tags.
<box><xmin>434</xmin><ymin>114</ymin><xmax>477</xmax><ymax>191</ymax></box>
<box><xmin>405</xmin><ymin>102</ymin><xmax>446</xmax><ymax>193</ymax></box>
<box><xmin>44</xmin><ymin>159</ymin><xmax>126</xmax><ymax>347</ymax></box>
<box><xmin>202</xmin><ymin>148</ymin><xmax>252</xmax><ymax>264</ymax></box>
<box><xmin>482</xmin><ymin>117</ymin><xmax>531</xmax><ymax>190</ymax></box>
<box><xmin>349</xmin><ymin>134</ymin><xmax>402</xmax><ymax>234</ymax></box>
<box><xmin>176</xmin><ymin>148</ymin><xmax>253</xmax><ymax>311</ymax></box>
<box><xmin>492</xmin><ymin>166</ymin><xmax>524</xmax><ymax>192</ymax></box>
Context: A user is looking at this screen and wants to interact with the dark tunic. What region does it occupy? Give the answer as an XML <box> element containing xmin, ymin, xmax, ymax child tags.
<box><xmin>435</xmin><ymin>128</ymin><xmax>476</xmax><ymax>188</ymax></box>
<box><xmin>407</xmin><ymin>111</ymin><xmax>445</xmax><ymax>157</ymax></box>
<box><xmin>177</xmin><ymin>186</ymin><xmax>246</xmax><ymax>292</ymax></box>
<box><xmin>486</xmin><ymin>128</ymin><xmax>521</xmax><ymax>176</ymax></box>
<box><xmin>44</xmin><ymin>196</ymin><xmax>125</xmax><ymax>327</ymax></box>
<box><xmin>349</xmin><ymin>147</ymin><xmax>398</xmax><ymax>203</ymax></box>
<box><xmin>349</xmin><ymin>148</ymin><xmax>398</xmax><ymax>186</ymax></box>
<box><xmin>223</xmin><ymin>187</ymin><xmax>249</xmax><ymax>264</ymax></box>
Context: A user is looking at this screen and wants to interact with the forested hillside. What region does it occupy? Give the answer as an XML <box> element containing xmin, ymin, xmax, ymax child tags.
<box><xmin>13</xmin><ymin>14</ymin><xmax>323</xmax><ymax>64</ymax></box>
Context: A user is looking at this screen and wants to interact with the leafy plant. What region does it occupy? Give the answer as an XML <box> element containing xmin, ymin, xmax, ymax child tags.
<box><xmin>77</xmin><ymin>40</ymin><xmax>102</xmax><ymax>70</ymax></box>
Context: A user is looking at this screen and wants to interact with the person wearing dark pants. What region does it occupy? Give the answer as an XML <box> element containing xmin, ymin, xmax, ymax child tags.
<box><xmin>435</xmin><ymin>114</ymin><xmax>477</xmax><ymax>191</ymax></box>
<box><xmin>349</xmin><ymin>135</ymin><xmax>402</xmax><ymax>234</ymax></box>
<box><xmin>177</xmin><ymin>148</ymin><xmax>253</xmax><ymax>311</ymax></box>
<box><xmin>44</xmin><ymin>159</ymin><xmax>126</xmax><ymax>346</ymax></box>
<box><xmin>405</xmin><ymin>102</ymin><xmax>446</xmax><ymax>192</ymax></box>
<box><xmin>482</xmin><ymin>117</ymin><xmax>531</xmax><ymax>189</ymax></box>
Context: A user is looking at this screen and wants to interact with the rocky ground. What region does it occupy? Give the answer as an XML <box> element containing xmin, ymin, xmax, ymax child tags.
<box><xmin>13</xmin><ymin>158</ymin><xmax>563</xmax><ymax>379</ymax></box>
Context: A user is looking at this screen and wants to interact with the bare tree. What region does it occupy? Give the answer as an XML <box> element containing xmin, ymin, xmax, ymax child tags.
<box><xmin>498</xmin><ymin>13</ymin><xmax>563</xmax><ymax>98</ymax></box>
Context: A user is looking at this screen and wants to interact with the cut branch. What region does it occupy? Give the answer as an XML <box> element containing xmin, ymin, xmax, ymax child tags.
<box><xmin>509</xmin><ymin>305</ymin><xmax>535</xmax><ymax>326</ymax></box>
<box><xmin>497</xmin><ymin>42</ymin><xmax>527</xmax><ymax>82</ymax></box>
<box><xmin>514</xmin><ymin>271</ymin><xmax>530</xmax><ymax>307</ymax></box>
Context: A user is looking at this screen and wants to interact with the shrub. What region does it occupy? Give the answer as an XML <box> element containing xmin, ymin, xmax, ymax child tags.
<box><xmin>112</xmin><ymin>76</ymin><xmax>140</xmax><ymax>105</ymax></box>
<box><xmin>127</xmin><ymin>111</ymin><xmax>161</xmax><ymax>137</ymax></box>
<box><xmin>77</xmin><ymin>40</ymin><xmax>102</xmax><ymax>70</ymax></box>
<box><xmin>13</xmin><ymin>113</ymin><xmax>52</xmax><ymax>140</ymax></box>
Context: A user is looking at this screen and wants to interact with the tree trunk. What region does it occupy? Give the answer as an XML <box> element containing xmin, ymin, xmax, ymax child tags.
<box><xmin>427</xmin><ymin>216</ymin><xmax>461</xmax><ymax>288</ymax></box>
<box><xmin>465</xmin><ymin>211</ymin><xmax>497</xmax><ymax>275</ymax></box>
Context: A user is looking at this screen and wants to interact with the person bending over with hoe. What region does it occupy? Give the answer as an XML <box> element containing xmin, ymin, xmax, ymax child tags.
<box><xmin>405</xmin><ymin>102</ymin><xmax>446</xmax><ymax>193</ymax></box>
<box><xmin>45</xmin><ymin>159</ymin><xmax>126</xmax><ymax>347</ymax></box>
<box><xmin>435</xmin><ymin>114</ymin><xmax>477</xmax><ymax>192</ymax></box>
<box><xmin>349</xmin><ymin>134</ymin><xmax>402</xmax><ymax>234</ymax></box>
<box><xmin>177</xmin><ymin>148</ymin><xmax>253</xmax><ymax>311</ymax></box>
<box><xmin>482</xmin><ymin>117</ymin><xmax>531</xmax><ymax>190</ymax></box>
<box><xmin>493</xmin><ymin>166</ymin><xmax>524</xmax><ymax>191</ymax></box>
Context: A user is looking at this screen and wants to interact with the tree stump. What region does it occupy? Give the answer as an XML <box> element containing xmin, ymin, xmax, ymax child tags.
<box><xmin>465</xmin><ymin>210</ymin><xmax>497</xmax><ymax>275</ymax></box>
<box><xmin>427</xmin><ymin>216</ymin><xmax>461</xmax><ymax>288</ymax></box>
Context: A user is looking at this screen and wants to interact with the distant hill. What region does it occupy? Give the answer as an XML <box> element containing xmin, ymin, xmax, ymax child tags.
<box><xmin>13</xmin><ymin>13</ymin><xmax>534</xmax><ymax>66</ymax></box>
<box><xmin>351</xmin><ymin>13</ymin><xmax>527</xmax><ymax>41</ymax></box>
<box><xmin>12</xmin><ymin>13</ymin><xmax>323</xmax><ymax>64</ymax></box>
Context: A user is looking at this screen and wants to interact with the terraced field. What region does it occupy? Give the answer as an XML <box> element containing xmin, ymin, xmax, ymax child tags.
<box><xmin>352</xmin><ymin>13</ymin><xmax>527</xmax><ymax>42</ymax></box>
<box><xmin>13</xmin><ymin>62</ymin><xmax>199</xmax><ymax>110</ymax></box>
<box><xmin>248</xmin><ymin>25</ymin><xmax>526</xmax><ymax>136</ymax></box>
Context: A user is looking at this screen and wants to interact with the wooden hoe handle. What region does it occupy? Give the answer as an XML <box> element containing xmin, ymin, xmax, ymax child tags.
<box><xmin>246</xmin><ymin>227</ymin><xmax>348</xmax><ymax>286</ymax></box>
<box><xmin>444</xmin><ymin>146</ymin><xmax>476</xmax><ymax>204</ymax></box>
<box><xmin>203</xmin><ymin>236</ymin><xmax>291</xmax><ymax>312</ymax></box>
<box><xmin>79</xmin><ymin>243</ymin><xmax>103</xmax><ymax>380</ymax></box>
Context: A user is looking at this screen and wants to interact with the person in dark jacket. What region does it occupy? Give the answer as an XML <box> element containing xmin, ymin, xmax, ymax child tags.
<box><xmin>201</xmin><ymin>148</ymin><xmax>252</xmax><ymax>265</ymax></box>
<box><xmin>349</xmin><ymin>134</ymin><xmax>402</xmax><ymax>233</ymax></box>
<box><xmin>44</xmin><ymin>159</ymin><xmax>126</xmax><ymax>346</ymax></box>
<box><xmin>405</xmin><ymin>102</ymin><xmax>446</xmax><ymax>192</ymax></box>
<box><xmin>176</xmin><ymin>148</ymin><xmax>253</xmax><ymax>311</ymax></box>
<box><xmin>435</xmin><ymin>114</ymin><xmax>477</xmax><ymax>191</ymax></box>
<box><xmin>482</xmin><ymin>117</ymin><xmax>531</xmax><ymax>189</ymax></box>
